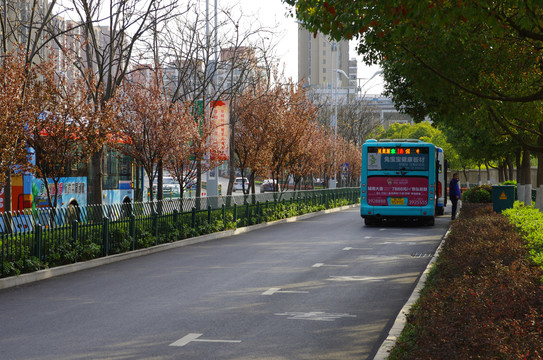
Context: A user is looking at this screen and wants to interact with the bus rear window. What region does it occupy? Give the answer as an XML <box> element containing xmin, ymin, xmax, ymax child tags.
<box><xmin>367</xmin><ymin>146</ymin><xmax>429</xmax><ymax>171</ymax></box>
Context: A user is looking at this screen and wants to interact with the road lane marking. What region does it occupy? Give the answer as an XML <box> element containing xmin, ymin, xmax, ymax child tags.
<box><xmin>328</xmin><ymin>275</ymin><xmax>385</xmax><ymax>282</ymax></box>
<box><xmin>262</xmin><ymin>288</ymin><xmax>281</xmax><ymax>295</ymax></box>
<box><xmin>312</xmin><ymin>263</ymin><xmax>348</xmax><ymax>268</ymax></box>
<box><xmin>262</xmin><ymin>287</ymin><xmax>309</xmax><ymax>295</ymax></box>
<box><xmin>342</xmin><ymin>247</ymin><xmax>373</xmax><ymax>251</ymax></box>
<box><xmin>411</xmin><ymin>252</ymin><xmax>434</xmax><ymax>258</ymax></box>
<box><xmin>274</xmin><ymin>312</ymin><xmax>357</xmax><ymax>321</ymax></box>
<box><xmin>170</xmin><ymin>333</ymin><xmax>241</xmax><ymax>347</ymax></box>
<box><xmin>383</xmin><ymin>241</ymin><xmax>417</xmax><ymax>245</ymax></box>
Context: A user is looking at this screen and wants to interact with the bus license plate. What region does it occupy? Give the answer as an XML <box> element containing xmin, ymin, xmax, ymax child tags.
<box><xmin>391</xmin><ymin>198</ymin><xmax>404</xmax><ymax>205</ymax></box>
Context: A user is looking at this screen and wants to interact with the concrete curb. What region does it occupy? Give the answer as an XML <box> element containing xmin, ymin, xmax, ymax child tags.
<box><xmin>0</xmin><ymin>204</ymin><xmax>359</xmax><ymax>290</ymax></box>
<box><xmin>372</xmin><ymin>223</ymin><xmax>452</xmax><ymax>360</ymax></box>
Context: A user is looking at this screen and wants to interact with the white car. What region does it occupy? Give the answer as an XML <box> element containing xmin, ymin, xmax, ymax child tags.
<box><xmin>233</xmin><ymin>177</ymin><xmax>249</xmax><ymax>192</ymax></box>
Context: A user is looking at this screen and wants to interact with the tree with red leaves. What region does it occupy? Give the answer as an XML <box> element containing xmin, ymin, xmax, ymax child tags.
<box><xmin>115</xmin><ymin>69</ymin><xmax>197</xmax><ymax>201</ymax></box>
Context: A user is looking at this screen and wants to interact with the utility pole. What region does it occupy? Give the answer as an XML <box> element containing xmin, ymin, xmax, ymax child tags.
<box><xmin>206</xmin><ymin>0</ymin><xmax>220</xmax><ymax>197</ymax></box>
<box><xmin>329</xmin><ymin>41</ymin><xmax>338</xmax><ymax>189</ymax></box>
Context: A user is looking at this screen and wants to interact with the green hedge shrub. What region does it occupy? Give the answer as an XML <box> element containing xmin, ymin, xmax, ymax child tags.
<box><xmin>462</xmin><ymin>184</ymin><xmax>492</xmax><ymax>203</ymax></box>
<box><xmin>503</xmin><ymin>202</ymin><xmax>543</xmax><ymax>269</ymax></box>
<box><xmin>388</xmin><ymin>203</ymin><xmax>543</xmax><ymax>359</ymax></box>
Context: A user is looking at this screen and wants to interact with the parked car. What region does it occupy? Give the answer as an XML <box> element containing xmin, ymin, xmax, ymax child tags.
<box><xmin>233</xmin><ymin>177</ymin><xmax>249</xmax><ymax>192</ymax></box>
<box><xmin>260</xmin><ymin>179</ymin><xmax>278</xmax><ymax>193</ymax></box>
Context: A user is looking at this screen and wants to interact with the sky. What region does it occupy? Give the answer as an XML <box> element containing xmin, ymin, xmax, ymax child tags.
<box><xmin>224</xmin><ymin>0</ymin><xmax>385</xmax><ymax>95</ymax></box>
<box><xmin>54</xmin><ymin>0</ymin><xmax>384</xmax><ymax>95</ymax></box>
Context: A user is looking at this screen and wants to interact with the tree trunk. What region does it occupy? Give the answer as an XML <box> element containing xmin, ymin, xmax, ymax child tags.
<box><xmin>538</xmin><ymin>153</ymin><xmax>543</xmax><ymax>188</ymax></box>
<box><xmin>506</xmin><ymin>156</ymin><xmax>514</xmax><ymax>182</ymax></box>
<box><xmin>4</xmin><ymin>170</ymin><xmax>11</xmax><ymax>213</ymax></box>
<box><xmin>2</xmin><ymin>170</ymin><xmax>13</xmax><ymax>233</ymax></box>
<box><xmin>521</xmin><ymin>147</ymin><xmax>531</xmax><ymax>185</ymax></box>
<box><xmin>157</xmin><ymin>160</ymin><xmax>163</xmax><ymax>201</ymax></box>
<box><xmin>538</xmin><ymin>130</ymin><xmax>543</xmax><ymax>187</ymax></box>
<box><xmin>89</xmin><ymin>149</ymin><xmax>103</xmax><ymax>205</ymax></box>
<box><xmin>515</xmin><ymin>148</ymin><xmax>522</xmax><ymax>183</ymax></box>
<box><xmin>196</xmin><ymin>160</ymin><xmax>202</xmax><ymax>208</ymax></box>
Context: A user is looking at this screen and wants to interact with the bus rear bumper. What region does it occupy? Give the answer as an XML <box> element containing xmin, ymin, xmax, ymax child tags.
<box><xmin>360</xmin><ymin>205</ymin><xmax>435</xmax><ymax>225</ymax></box>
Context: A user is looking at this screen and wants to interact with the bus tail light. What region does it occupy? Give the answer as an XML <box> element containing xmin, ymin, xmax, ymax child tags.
<box><xmin>438</xmin><ymin>182</ymin><xmax>442</xmax><ymax>197</ymax></box>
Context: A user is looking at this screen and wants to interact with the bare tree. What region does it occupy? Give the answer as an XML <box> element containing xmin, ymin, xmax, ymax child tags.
<box><xmin>0</xmin><ymin>0</ymin><xmax>65</xmax><ymax>213</ymax></box>
<box><xmin>308</xmin><ymin>89</ymin><xmax>382</xmax><ymax>147</ymax></box>
<box><xmin>49</xmin><ymin>0</ymin><xmax>178</xmax><ymax>205</ymax></box>
<box><xmin>114</xmin><ymin>68</ymin><xmax>196</xmax><ymax>202</ymax></box>
<box><xmin>142</xmin><ymin>0</ymin><xmax>280</xmax><ymax>197</ymax></box>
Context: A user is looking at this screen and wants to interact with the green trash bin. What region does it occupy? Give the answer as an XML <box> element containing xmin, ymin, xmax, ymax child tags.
<box><xmin>492</xmin><ymin>185</ymin><xmax>515</xmax><ymax>213</ymax></box>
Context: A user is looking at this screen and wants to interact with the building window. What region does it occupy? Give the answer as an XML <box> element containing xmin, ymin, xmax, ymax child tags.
<box><xmin>323</xmin><ymin>67</ymin><xmax>326</xmax><ymax>73</ymax></box>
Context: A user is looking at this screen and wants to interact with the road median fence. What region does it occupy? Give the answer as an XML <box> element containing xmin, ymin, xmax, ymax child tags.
<box><xmin>1</xmin><ymin>188</ymin><xmax>359</xmax><ymax>278</ymax></box>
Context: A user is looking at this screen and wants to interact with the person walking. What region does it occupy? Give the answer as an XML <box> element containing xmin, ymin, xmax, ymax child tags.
<box><xmin>449</xmin><ymin>172</ymin><xmax>461</xmax><ymax>220</ymax></box>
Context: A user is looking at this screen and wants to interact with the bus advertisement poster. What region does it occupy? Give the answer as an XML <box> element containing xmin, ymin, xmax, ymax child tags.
<box><xmin>32</xmin><ymin>177</ymin><xmax>87</xmax><ymax>209</ymax></box>
<box><xmin>367</xmin><ymin>177</ymin><xmax>429</xmax><ymax>206</ymax></box>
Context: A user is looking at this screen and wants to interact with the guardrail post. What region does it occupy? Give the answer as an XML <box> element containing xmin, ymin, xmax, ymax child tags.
<box><xmin>0</xmin><ymin>233</ymin><xmax>4</xmax><ymax>277</ymax></box>
<box><xmin>102</xmin><ymin>217</ymin><xmax>109</xmax><ymax>257</ymax></box>
<box><xmin>256</xmin><ymin>201</ymin><xmax>261</xmax><ymax>224</ymax></box>
<box><xmin>32</xmin><ymin>224</ymin><xmax>42</xmax><ymax>261</ymax></box>
<box><xmin>207</xmin><ymin>205</ymin><xmax>212</xmax><ymax>225</ymax></box>
<box><xmin>233</xmin><ymin>204</ymin><xmax>237</xmax><ymax>225</ymax></box>
<box><xmin>129</xmin><ymin>214</ymin><xmax>136</xmax><ymax>250</ymax></box>
<box><xmin>246</xmin><ymin>202</ymin><xmax>250</xmax><ymax>225</ymax></box>
<box><xmin>71</xmin><ymin>220</ymin><xmax>78</xmax><ymax>262</ymax></box>
<box><xmin>191</xmin><ymin>207</ymin><xmax>196</xmax><ymax>229</ymax></box>
<box><xmin>71</xmin><ymin>220</ymin><xmax>78</xmax><ymax>243</ymax></box>
<box><xmin>152</xmin><ymin>212</ymin><xmax>158</xmax><ymax>245</ymax></box>
<box><xmin>222</xmin><ymin>204</ymin><xmax>226</xmax><ymax>230</ymax></box>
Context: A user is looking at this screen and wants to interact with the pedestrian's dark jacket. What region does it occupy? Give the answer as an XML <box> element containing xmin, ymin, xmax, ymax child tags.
<box><xmin>449</xmin><ymin>178</ymin><xmax>461</xmax><ymax>201</ymax></box>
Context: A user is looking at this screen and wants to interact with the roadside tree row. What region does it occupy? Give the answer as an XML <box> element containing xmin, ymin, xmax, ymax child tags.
<box><xmin>0</xmin><ymin>49</ymin><xmax>361</xmax><ymax>209</ymax></box>
<box><xmin>234</xmin><ymin>74</ymin><xmax>361</xmax><ymax>193</ymax></box>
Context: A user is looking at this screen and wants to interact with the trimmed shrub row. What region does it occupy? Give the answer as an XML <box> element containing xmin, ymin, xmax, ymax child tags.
<box><xmin>503</xmin><ymin>202</ymin><xmax>543</xmax><ymax>270</ymax></box>
<box><xmin>1</xmin><ymin>195</ymin><xmax>356</xmax><ymax>278</ymax></box>
<box><xmin>388</xmin><ymin>203</ymin><xmax>543</xmax><ymax>359</ymax></box>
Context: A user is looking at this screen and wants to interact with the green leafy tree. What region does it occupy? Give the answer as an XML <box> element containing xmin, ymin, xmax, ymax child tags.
<box><xmin>283</xmin><ymin>0</ymin><xmax>543</xmax><ymax>184</ymax></box>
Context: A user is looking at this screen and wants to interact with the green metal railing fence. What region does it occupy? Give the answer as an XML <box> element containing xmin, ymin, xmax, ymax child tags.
<box><xmin>1</xmin><ymin>188</ymin><xmax>359</xmax><ymax>278</ymax></box>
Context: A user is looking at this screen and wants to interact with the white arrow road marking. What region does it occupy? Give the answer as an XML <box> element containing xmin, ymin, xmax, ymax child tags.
<box><xmin>262</xmin><ymin>288</ymin><xmax>309</xmax><ymax>295</ymax></box>
<box><xmin>312</xmin><ymin>263</ymin><xmax>348</xmax><ymax>268</ymax></box>
<box><xmin>274</xmin><ymin>312</ymin><xmax>357</xmax><ymax>321</ymax></box>
<box><xmin>170</xmin><ymin>333</ymin><xmax>241</xmax><ymax>347</ymax></box>
<box><xmin>342</xmin><ymin>247</ymin><xmax>373</xmax><ymax>251</ymax></box>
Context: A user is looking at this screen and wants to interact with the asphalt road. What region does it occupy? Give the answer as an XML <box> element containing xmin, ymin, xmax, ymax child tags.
<box><xmin>0</xmin><ymin>207</ymin><xmax>450</xmax><ymax>360</ymax></box>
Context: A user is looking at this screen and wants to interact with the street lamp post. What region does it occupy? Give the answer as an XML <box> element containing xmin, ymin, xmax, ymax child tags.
<box><xmin>358</xmin><ymin>70</ymin><xmax>383</xmax><ymax>95</ymax></box>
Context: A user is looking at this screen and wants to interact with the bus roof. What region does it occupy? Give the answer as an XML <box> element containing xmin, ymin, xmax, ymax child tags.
<box><xmin>364</xmin><ymin>139</ymin><xmax>429</xmax><ymax>144</ymax></box>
